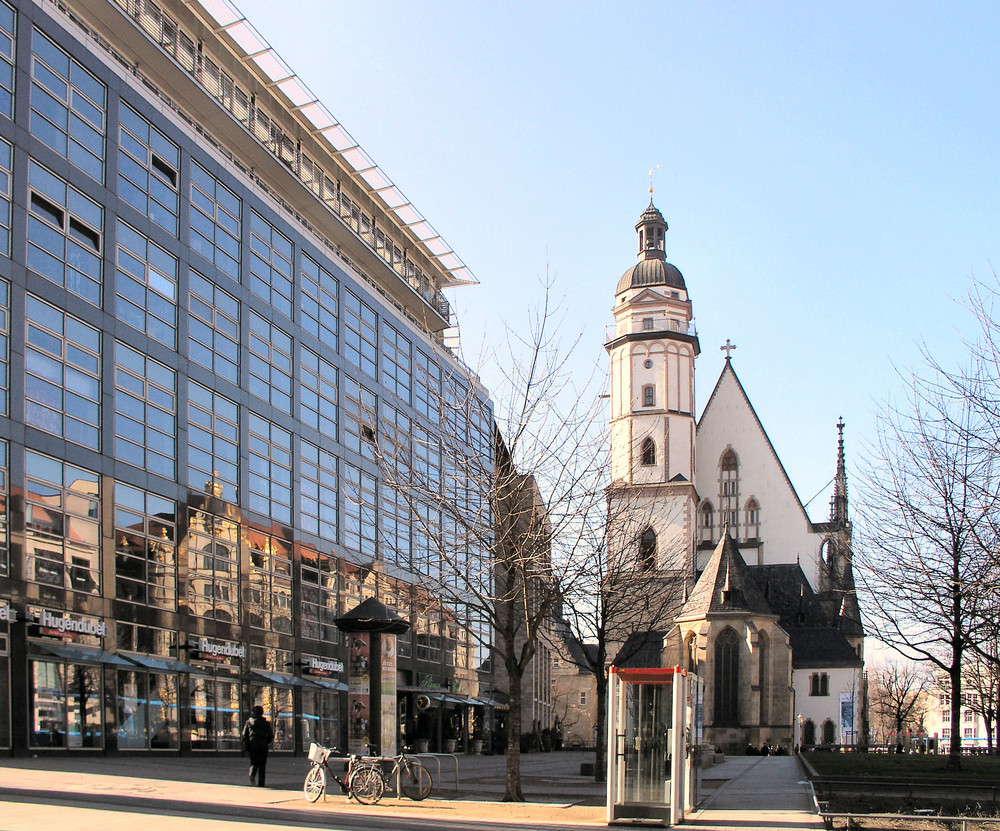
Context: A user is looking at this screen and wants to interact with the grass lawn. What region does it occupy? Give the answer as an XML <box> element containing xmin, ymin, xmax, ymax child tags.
<box><xmin>803</xmin><ymin>751</ymin><xmax>1000</xmax><ymax>782</ymax></box>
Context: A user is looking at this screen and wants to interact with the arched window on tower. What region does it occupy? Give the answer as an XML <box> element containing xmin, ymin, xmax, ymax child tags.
<box><xmin>641</xmin><ymin>437</ymin><xmax>656</xmax><ymax>466</ymax></box>
<box><xmin>714</xmin><ymin>627</ymin><xmax>739</xmax><ymax>725</ymax></box>
<box><xmin>744</xmin><ymin>497</ymin><xmax>760</xmax><ymax>541</ymax></box>
<box><xmin>642</xmin><ymin>384</ymin><xmax>655</xmax><ymax>407</ymax></box>
<box><xmin>719</xmin><ymin>448</ymin><xmax>739</xmax><ymax>532</ymax></box>
<box><xmin>638</xmin><ymin>527</ymin><xmax>657</xmax><ymax>571</ymax></box>
<box><xmin>699</xmin><ymin>501</ymin><xmax>714</xmax><ymax>544</ymax></box>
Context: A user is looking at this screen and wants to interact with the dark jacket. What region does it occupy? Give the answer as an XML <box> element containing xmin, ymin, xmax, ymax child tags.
<box><xmin>242</xmin><ymin>716</ymin><xmax>274</xmax><ymax>751</ymax></box>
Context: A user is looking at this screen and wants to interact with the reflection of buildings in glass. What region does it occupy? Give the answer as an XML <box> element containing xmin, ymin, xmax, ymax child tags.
<box><xmin>25</xmin><ymin>463</ymin><xmax>100</xmax><ymax>594</ymax></box>
<box><xmin>1</xmin><ymin>0</ymin><xmax>508</xmax><ymax>755</ymax></box>
<box><xmin>187</xmin><ymin>506</ymin><xmax>239</xmax><ymax>621</ymax></box>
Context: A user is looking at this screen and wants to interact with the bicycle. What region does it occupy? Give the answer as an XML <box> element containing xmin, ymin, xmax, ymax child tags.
<box><xmin>373</xmin><ymin>745</ymin><xmax>433</xmax><ymax>801</ymax></box>
<box><xmin>303</xmin><ymin>742</ymin><xmax>384</xmax><ymax>804</ymax></box>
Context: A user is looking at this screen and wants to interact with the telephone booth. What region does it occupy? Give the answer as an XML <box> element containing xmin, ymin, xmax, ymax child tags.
<box><xmin>607</xmin><ymin>666</ymin><xmax>703</xmax><ymax>826</ymax></box>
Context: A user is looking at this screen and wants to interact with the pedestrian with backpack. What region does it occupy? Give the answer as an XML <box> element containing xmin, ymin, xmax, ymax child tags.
<box><xmin>241</xmin><ymin>705</ymin><xmax>274</xmax><ymax>787</ymax></box>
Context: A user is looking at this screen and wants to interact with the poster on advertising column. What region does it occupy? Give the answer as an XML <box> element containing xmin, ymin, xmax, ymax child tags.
<box><xmin>348</xmin><ymin>632</ymin><xmax>371</xmax><ymax>753</ymax></box>
<box><xmin>381</xmin><ymin>634</ymin><xmax>397</xmax><ymax>756</ymax></box>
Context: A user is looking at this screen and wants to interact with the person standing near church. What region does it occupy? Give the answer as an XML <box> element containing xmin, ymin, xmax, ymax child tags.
<box><xmin>241</xmin><ymin>705</ymin><xmax>274</xmax><ymax>787</ymax></box>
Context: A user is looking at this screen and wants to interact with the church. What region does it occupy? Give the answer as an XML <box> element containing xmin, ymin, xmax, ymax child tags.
<box><xmin>604</xmin><ymin>198</ymin><xmax>865</xmax><ymax>754</ymax></box>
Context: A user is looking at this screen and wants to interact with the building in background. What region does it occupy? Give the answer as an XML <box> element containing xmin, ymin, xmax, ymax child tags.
<box><xmin>0</xmin><ymin>0</ymin><xmax>497</xmax><ymax>755</ymax></box>
<box><xmin>605</xmin><ymin>199</ymin><xmax>865</xmax><ymax>753</ymax></box>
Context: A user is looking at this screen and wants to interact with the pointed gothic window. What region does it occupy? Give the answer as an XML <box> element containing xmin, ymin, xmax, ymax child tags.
<box><xmin>700</xmin><ymin>501</ymin><xmax>714</xmax><ymax>544</ymax></box>
<box><xmin>744</xmin><ymin>497</ymin><xmax>760</xmax><ymax>541</ymax></box>
<box><xmin>642</xmin><ymin>384</ymin><xmax>655</xmax><ymax>407</ymax></box>
<box><xmin>758</xmin><ymin>631</ymin><xmax>769</xmax><ymax>726</ymax></box>
<box><xmin>641</xmin><ymin>437</ymin><xmax>656</xmax><ymax>466</ymax></box>
<box><xmin>638</xmin><ymin>527</ymin><xmax>656</xmax><ymax>571</ymax></box>
<box><xmin>714</xmin><ymin>627</ymin><xmax>739</xmax><ymax>725</ymax></box>
<box><xmin>685</xmin><ymin>633</ymin><xmax>697</xmax><ymax>672</ymax></box>
<box><xmin>822</xmin><ymin>719</ymin><xmax>836</xmax><ymax>745</ymax></box>
<box><xmin>719</xmin><ymin>448</ymin><xmax>739</xmax><ymax>531</ymax></box>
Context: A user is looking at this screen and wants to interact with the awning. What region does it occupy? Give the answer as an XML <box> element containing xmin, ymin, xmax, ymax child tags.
<box><xmin>307</xmin><ymin>677</ymin><xmax>348</xmax><ymax>692</ymax></box>
<box><xmin>34</xmin><ymin>642</ymin><xmax>134</xmax><ymax>667</ymax></box>
<box><xmin>251</xmin><ymin>669</ymin><xmax>317</xmax><ymax>688</ymax></box>
<box><xmin>122</xmin><ymin>652</ymin><xmax>209</xmax><ymax>676</ymax></box>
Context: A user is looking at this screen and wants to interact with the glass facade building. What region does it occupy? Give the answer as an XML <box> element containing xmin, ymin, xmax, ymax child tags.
<box><xmin>0</xmin><ymin>0</ymin><xmax>493</xmax><ymax>755</ymax></box>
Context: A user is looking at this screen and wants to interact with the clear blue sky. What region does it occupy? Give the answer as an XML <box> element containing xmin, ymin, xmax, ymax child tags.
<box><xmin>235</xmin><ymin>0</ymin><xmax>999</xmax><ymax>515</ymax></box>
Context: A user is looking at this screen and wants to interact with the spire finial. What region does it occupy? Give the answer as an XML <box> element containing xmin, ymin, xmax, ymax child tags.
<box><xmin>830</xmin><ymin>418</ymin><xmax>849</xmax><ymax>524</ymax></box>
<box><xmin>648</xmin><ymin>164</ymin><xmax>660</xmax><ymax>201</ymax></box>
<box><xmin>720</xmin><ymin>339</ymin><xmax>737</xmax><ymax>360</ymax></box>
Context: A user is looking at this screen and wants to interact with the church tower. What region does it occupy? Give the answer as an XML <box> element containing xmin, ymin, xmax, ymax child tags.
<box><xmin>605</xmin><ymin>198</ymin><xmax>700</xmax><ymax>580</ymax></box>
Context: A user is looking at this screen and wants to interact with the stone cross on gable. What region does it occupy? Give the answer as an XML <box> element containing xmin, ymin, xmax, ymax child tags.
<box><xmin>720</xmin><ymin>339</ymin><xmax>737</xmax><ymax>359</ymax></box>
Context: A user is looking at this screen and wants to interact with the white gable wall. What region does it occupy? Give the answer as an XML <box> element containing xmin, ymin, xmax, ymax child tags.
<box><xmin>696</xmin><ymin>368</ymin><xmax>822</xmax><ymax>587</ymax></box>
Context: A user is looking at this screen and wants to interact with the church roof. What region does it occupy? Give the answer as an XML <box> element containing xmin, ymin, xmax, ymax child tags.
<box><xmin>612</xmin><ymin>630</ymin><xmax>668</xmax><ymax>668</ymax></box>
<box><xmin>616</xmin><ymin>199</ymin><xmax>687</xmax><ymax>294</ymax></box>
<box><xmin>616</xmin><ymin>258</ymin><xmax>687</xmax><ymax>294</ymax></box>
<box><xmin>678</xmin><ymin>532</ymin><xmax>774</xmax><ymax>620</ymax></box>
<box><xmin>747</xmin><ymin>563</ymin><xmax>862</xmax><ymax>669</ymax></box>
<box><xmin>787</xmin><ymin>628</ymin><xmax>863</xmax><ymax>669</ymax></box>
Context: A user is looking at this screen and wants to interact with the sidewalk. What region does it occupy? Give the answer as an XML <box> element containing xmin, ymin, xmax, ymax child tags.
<box><xmin>0</xmin><ymin>750</ymin><xmax>826</xmax><ymax>829</ymax></box>
<box><xmin>0</xmin><ymin>750</ymin><xmax>608</xmax><ymax>828</ymax></box>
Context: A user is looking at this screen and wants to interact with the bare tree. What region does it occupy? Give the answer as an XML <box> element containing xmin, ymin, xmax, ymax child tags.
<box><xmin>554</xmin><ymin>499</ymin><xmax>688</xmax><ymax>783</ymax></box>
<box><xmin>857</xmin><ymin>364</ymin><xmax>1000</xmax><ymax>770</ymax></box>
<box><xmin>963</xmin><ymin>637</ymin><xmax>1000</xmax><ymax>752</ymax></box>
<box><xmin>376</xmin><ymin>282</ymin><xmax>608</xmax><ymax>801</ymax></box>
<box><xmin>868</xmin><ymin>659</ymin><xmax>931</xmax><ymax>747</ymax></box>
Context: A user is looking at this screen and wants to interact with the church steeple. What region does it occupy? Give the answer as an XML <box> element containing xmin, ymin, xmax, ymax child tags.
<box><xmin>636</xmin><ymin>198</ymin><xmax>668</xmax><ymax>260</ymax></box>
<box><xmin>829</xmin><ymin>418</ymin><xmax>849</xmax><ymax>526</ymax></box>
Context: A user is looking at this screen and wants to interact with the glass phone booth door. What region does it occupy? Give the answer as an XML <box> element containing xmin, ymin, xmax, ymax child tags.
<box><xmin>607</xmin><ymin>666</ymin><xmax>700</xmax><ymax>826</ymax></box>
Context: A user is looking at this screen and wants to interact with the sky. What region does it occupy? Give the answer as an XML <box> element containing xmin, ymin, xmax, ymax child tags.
<box><xmin>234</xmin><ymin>0</ymin><xmax>1000</xmax><ymax>519</ymax></box>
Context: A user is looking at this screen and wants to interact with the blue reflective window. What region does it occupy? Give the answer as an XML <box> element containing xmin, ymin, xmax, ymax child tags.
<box><xmin>114</xmin><ymin>341</ymin><xmax>176</xmax><ymax>478</ymax></box>
<box><xmin>118</xmin><ymin>103</ymin><xmax>179</xmax><ymax>236</ymax></box>
<box><xmin>27</xmin><ymin>159</ymin><xmax>102</xmax><ymax>305</ymax></box>
<box><xmin>299</xmin><ymin>347</ymin><xmax>337</xmax><ymax>440</ymax></box>
<box><xmin>25</xmin><ymin>294</ymin><xmax>100</xmax><ymax>449</ymax></box>
<box><xmin>247</xmin><ymin>412</ymin><xmax>292</xmax><ymax>524</ymax></box>
<box><xmin>249</xmin><ymin>212</ymin><xmax>293</xmax><ymax>319</ymax></box>
<box><xmin>30</xmin><ymin>28</ymin><xmax>105</xmax><ymax>182</ymax></box>
<box><xmin>300</xmin><ymin>254</ymin><xmax>337</xmax><ymax>350</ymax></box>
<box><xmin>190</xmin><ymin>162</ymin><xmax>240</xmax><ymax>280</ymax></box>
<box><xmin>186</xmin><ymin>380</ymin><xmax>238</xmax><ymax>503</ymax></box>
<box><xmin>248</xmin><ymin>311</ymin><xmax>292</xmax><ymax>413</ymax></box>
<box><xmin>116</xmin><ymin>221</ymin><xmax>177</xmax><ymax>348</ymax></box>
<box><xmin>299</xmin><ymin>439</ymin><xmax>337</xmax><ymax>542</ymax></box>
<box><xmin>0</xmin><ymin>2</ymin><xmax>15</xmax><ymax>121</ymax></box>
<box><xmin>188</xmin><ymin>271</ymin><xmax>239</xmax><ymax>384</ymax></box>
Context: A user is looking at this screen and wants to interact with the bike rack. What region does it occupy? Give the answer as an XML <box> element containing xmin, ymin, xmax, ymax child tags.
<box><xmin>415</xmin><ymin>752</ymin><xmax>459</xmax><ymax>792</ymax></box>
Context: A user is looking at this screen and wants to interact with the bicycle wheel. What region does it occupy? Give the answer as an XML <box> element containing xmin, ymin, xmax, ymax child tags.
<box><xmin>349</xmin><ymin>764</ymin><xmax>385</xmax><ymax>805</ymax></box>
<box><xmin>399</xmin><ymin>760</ymin><xmax>432</xmax><ymax>801</ymax></box>
<box><xmin>303</xmin><ymin>764</ymin><xmax>326</xmax><ymax>802</ymax></box>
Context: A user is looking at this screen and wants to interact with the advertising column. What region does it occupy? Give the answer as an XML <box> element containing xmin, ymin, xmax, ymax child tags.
<box><xmin>380</xmin><ymin>634</ymin><xmax>397</xmax><ymax>756</ymax></box>
<box><xmin>347</xmin><ymin>633</ymin><xmax>371</xmax><ymax>753</ymax></box>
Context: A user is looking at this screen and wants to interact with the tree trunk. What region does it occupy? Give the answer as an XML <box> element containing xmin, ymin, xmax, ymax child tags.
<box><xmin>594</xmin><ymin>669</ymin><xmax>608</xmax><ymax>783</ymax></box>
<box><xmin>948</xmin><ymin>663</ymin><xmax>963</xmax><ymax>771</ymax></box>
<box><xmin>503</xmin><ymin>665</ymin><xmax>525</xmax><ymax>802</ymax></box>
